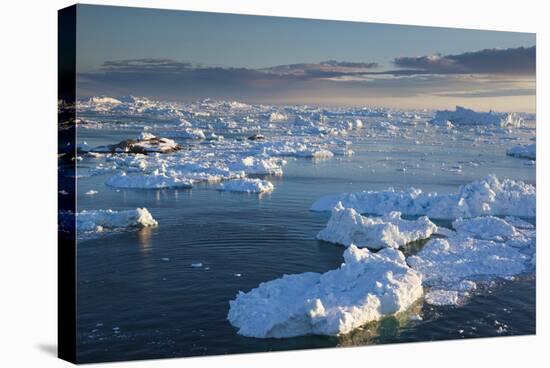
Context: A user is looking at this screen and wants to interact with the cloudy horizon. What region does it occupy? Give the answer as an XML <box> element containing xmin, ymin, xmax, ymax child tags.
<box><xmin>75</xmin><ymin>5</ymin><xmax>536</xmax><ymax>112</ymax></box>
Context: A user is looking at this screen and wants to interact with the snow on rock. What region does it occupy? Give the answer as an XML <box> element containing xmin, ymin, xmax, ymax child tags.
<box><xmin>93</xmin><ymin>134</ymin><xmax>181</xmax><ymax>154</ymax></box>
<box><xmin>316</xmin><ymin>202</ymin><xmax>437</xmax><ymax>249</ymax></box>
<box><xmin>219</xmin><ymin>178</ymin><xmax>274</xmax><ymax>193</ymax></box>
<box><xmin>311</xmin><ymin>175</ymin><xmax>535</xmax><ymax>219</ymax></box>
<box><xmin>431</xmin><ymin>106</ymin><xmax>523</xmax><ymax>127</ymax></box>
<box><xmin>77</xmin><ymin>208</ymin><xmax>158</xmax><ymax>232</ymax></box>
<box><xmin>228</xmin><ymin>245</ymin><xmax>423</xmax><ymax>338</ymax></box>
<box><xmin>507</xmin><ymin>144</ymin><xmax>536</xmax><ymax>160</ymax></box>
<box><xmin>105</xmin><ymin>172</ymin><xmax>193</xmax><ymax>189</ymax></box>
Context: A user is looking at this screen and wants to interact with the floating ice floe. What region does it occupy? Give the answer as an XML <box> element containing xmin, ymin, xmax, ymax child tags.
<box><xmin>76</xmin><ymin>208</ymin><xmax>158</xmax><ymax>232</ymax></box>
<box><xmin>311</xmin><ymin>175</ymin><xmax>535</xmax><ymax>219</ymax></box>
<box><xmin>219</xmin><ymin>178</ymin><xmax>274</xmax><ymax>193</ymax></box>
<box><xmin>316</xmin><ymin>202</ymin><xmax>437</xmax><ymax>249</ymax></box>
<box><xmin>228</xmin><ymin>245</ymin><xmax>423</xmax><ymax>338</ymax></box>
<box><xmin>407</xmin><ymin>216</ymin><xmax>534</xmax><ymax>306</ymax></box>
<box><xmin>229</xmin><ymin>156</ymin><xmax>284</xmax><ymax>176</ymax></box>
<box><xmin>105</xmin><ymin>172</ymin><xmax>193</xmax><ymax>189</ymax></box>
<box><xmin>431</xmin><ymin>106</ymin><xmax>523</xmax><ymax>127</ymax></box>
<box><xmin>452</xmin><ymin>216</ymin><xmax>519</xmax><ymax>241</ymax></box>
<box><xmin>506</xmin><ymin>143</ymin><xmax>536</xmax><ymax>160</ymax></box>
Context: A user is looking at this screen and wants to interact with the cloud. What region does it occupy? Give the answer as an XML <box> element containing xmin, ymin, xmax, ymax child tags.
<box><xmin>101</xmin><ymin>58</ymin><xmax>194</xmax><ymax>73</ymax></box>
<box><xmin>392</xmin><ymin>46</ymin><xmax>535</xmax><ymax>75</ymax></box>
<box><xmin>77</xmin><ymin>47</ymin><xmax>535</xmax><ymax>107</ymax></box>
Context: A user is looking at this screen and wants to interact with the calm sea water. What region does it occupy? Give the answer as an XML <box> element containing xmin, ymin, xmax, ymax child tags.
<box><xmin>75</xmin><ymin>121</ymin><xmax>536</xmax><ymax>363</ymax></box>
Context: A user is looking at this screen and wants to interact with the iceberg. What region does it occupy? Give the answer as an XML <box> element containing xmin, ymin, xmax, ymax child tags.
<box><xmin>105</xmin><ymin>172</ymin><xmax>193</xmax><ymax>189</ymax></box>
<box><xmin>219</xmin><ymin>178</ymin><xmax>274</xmax><ymax>193</ymax></box>
<box><xmin>228</xmin><ymin>245</ymin><xmax>423</xmax><ymax>338</ymax></box>
<box><xmin>76</xmin><ymin>208</ymin><xmax>158</xmax><ymax>232</ymax></box>
<box><xmin>311</xmin><ymin>175</ymin><xmax>535</xmax><ymax>219</ymax></box>
<box><xmin>316</xmin><ymin>202</ymin><xmax>437</xmax><ymax>249</ymax></box>
<box><xmin>431</xmin><ymin>106</ymin><xmax>523</xmax><ymax>127</ymax></box>
<box><xmin>506</xmin><ymin>144</ymin><xmax>536</xmax><ymax>160</ymax></box>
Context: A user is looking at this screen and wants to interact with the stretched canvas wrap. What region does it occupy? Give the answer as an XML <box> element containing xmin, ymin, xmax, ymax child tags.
<box><xmin>58</xmin><ymin>4</ymin><xmax>536</xmax><ymax>364</ymax></box>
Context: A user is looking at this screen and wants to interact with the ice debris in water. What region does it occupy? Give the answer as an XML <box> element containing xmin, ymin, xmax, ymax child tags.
<box><xmin>105</xmin><ymin>172</ymin><xmax>193</xmax><ymax>189</ymax></box>
<box><xmin>228</xmin><ymin>245</ymin><xmax>423</xmax><ymax>338</ymax></box>
<box><xmin>316</xmin><ymin>202</ymin><xmax>437</xmax><ymax>249</ymax></box>
<box><xmin>431</xmin><ymin>106</ymin><xmax>523</xmax><ymax>127</ymax></box>
<box><xmin>76</xmin><ymin>208</ymin><xmax>158</xmax><ymax>232</ymax></box>
<box><xmin>407</xmin><ymin>216</ymin><xmax>534</xmax><ymax>306</ymax></box>
<box><xmin>219</xmin><ymin>178</ymin><xmax>274</xmax><ymax>193</ymax></box>
<box><xmin>311</xmin><ymin>175</ymin><xmax>535</xmax><ymax>219</ymax></box>
<box><xmin>506</xmin><ymin>143</ymin><xmax>536</xmax><ymax>160</ymax></box>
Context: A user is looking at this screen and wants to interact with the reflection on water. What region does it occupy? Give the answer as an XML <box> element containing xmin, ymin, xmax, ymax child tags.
<box><xmin>337</xmin><ymin>301</ymin><xmax>424</xmax><ymax>347</ymax></box>
<box><xmin>137</xmin><ymin>227</ymin><xmax>154</xmax><ymax>253</ymax></box>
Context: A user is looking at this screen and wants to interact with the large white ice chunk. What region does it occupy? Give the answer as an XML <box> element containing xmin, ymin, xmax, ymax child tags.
<box><xmin>311</xmin><ymin>175</ymin><xmax>535</xmax><ymax>219</ymax></box>
<box><xmin>316</xmin><ymin>202</ymin><xmax>437</xmax><ymax>249</ymax></box>
<box><xmin>77</xmin><ymin>208</ymin><xmax>158</xmax><ymax>232</ymax></box>
<box><xmin>407</xmin><ymin>236</ymin><xmax>528</xmax><ymax>285</ymax></box>
<box><xmin>105</xmin><ymin>172</ymin><xmax>193</xmax><ymax>189</ymax></box>
<box><xmin>228</xmin><ymin>245</ymin><xmax>423</xmax><ymax>338</ymax></box>
<box><xmin>507</xmin><ymin>144</ymin><xmax>536</xmax><ymax>160</ymax></box>
<box><xmin>431</xmin><ymin>106</ymin><xmax>523</xmax><ymax>127</ymax></box>
<box><xmin>229</xmin><ymin>156</ymin><xmax>284</xmax><ymax>176</ymax></box>
<box><xmin>219</xmin><ymin>178</ymin><xmax>274</xmax><ymax>193</ymax></box>
<box><xmin>406</xmin><ymin>216</ymin><xmax>534</xmax><ymax>306</ymax></box>
<box><xmin>452</xmin><ymin>216</ymin><xmax>519</xmax><ymax>241</ymax></box>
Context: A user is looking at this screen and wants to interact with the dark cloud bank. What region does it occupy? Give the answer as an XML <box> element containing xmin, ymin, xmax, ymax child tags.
<box><xmin>78</xmin><ymin>46</ymin><xmax>535</xmax><ymax>101</ymax></box>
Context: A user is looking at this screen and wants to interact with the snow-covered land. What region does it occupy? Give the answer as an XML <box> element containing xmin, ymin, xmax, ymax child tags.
<box><xmin>76</xmin><ymin>208</ymin><xmax>158</xmax><ymax>232</ymax></box>
<box><xmin>219</xmin><ymin>178</ymin><xmax>275</xmax><ymax>193</ymax></box>
<box><xmin>317</xmin><ymin>202</ymin><xmax>437</xmax><ymax>249</ymax></box>
<box><xmin>431</xmin><ymin>106</ymin><xmax>523</xmax><ymax>127</ymax></box>
<box><xmin>311</xmin><ymin>175</ymin><xmax>535</xmax><ymax>219</ymax></box>
<box><xmin>228</xmin><ymin>245</ymin><xmax>423</xmax><ymax>338</ymax></box>
<box><xmin>507</xmin><ymin>143</ymin><xmax>536</xmax><ymax>160</ymax></box>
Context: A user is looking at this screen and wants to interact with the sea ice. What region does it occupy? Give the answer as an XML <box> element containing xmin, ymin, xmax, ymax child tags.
<box><xmin>407</xmin><ymin>217</ymin><xmax>534</xmax><ymax>306</ymax></box>
<box><xmin>431</xmin><ymin>106</ymin><xmax>523</xmax><ymax>127</ymax></box>
<box><xmin>219</xmin><ymin>178</ymin><xmax>274</xmax><ymax>193</ymax></box>
<box><xmin>105</xmin><ymin>172</ymin><xmax>193</xmax><ymax>189</ymax></box>
<box><xmin>506</xmin><ymin>144</ymin><xmax>536</xmax><ymax>160</ymax></box>
<box><xmin>228</xmin><ymin>245</ymin><xmax>423</xmax><ymax>338</ymax></box>
<box><xmin>316</xmin><ymin>202</ymin><xmax>437</xmax><ymax>249</ymax></box>
<box><xmin>311</xmin><ymin>175</ymin><xmax>535</xmax><ymax>219</ymax></box>
<box><xmin>76</xmin><ymin>208</ymin><xmax>158</xmax><ymax>232</ymax></box>
<box><xmin>452</xmin><ymin>216</ymin><xmax>519</xmax><ymax>241</ymax></box>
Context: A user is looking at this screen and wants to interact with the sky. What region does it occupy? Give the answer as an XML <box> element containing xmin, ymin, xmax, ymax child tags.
<box><xmin>75</xmin><ymin>4</ymin><xmax>536</xmax><ymax>112</ymax></box>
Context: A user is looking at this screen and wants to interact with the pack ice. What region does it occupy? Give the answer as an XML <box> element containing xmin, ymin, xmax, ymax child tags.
<box><xmin>228</xmin><ymin>245</ymin><xmax>423</xmax><ymax>338</ymax></box>
<box><xmin>316</xmin><ymin>202</ymin><xmax>437</xmax><ymax>249</ymax></box>
<box><xmin>311</xmin><ymin>175</ymin><xmax>535</xmax><ymax>219</ymax></box>
<box><xmin>407</xmin><ymin>216</ymin><xmax>535</xmax><ymax>306</ymax></box>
